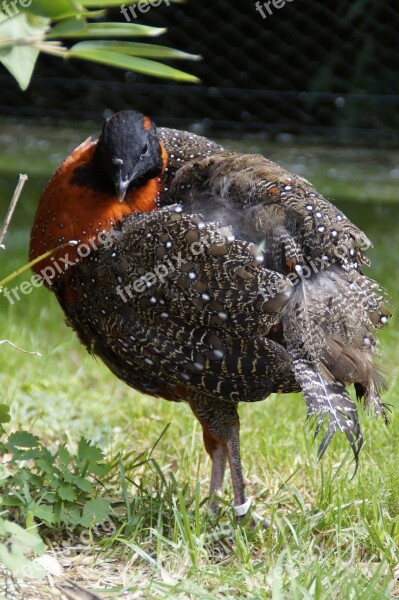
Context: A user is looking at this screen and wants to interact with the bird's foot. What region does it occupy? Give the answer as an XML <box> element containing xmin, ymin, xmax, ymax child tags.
<box><xmin>233</xmin><ymin>499</ymin><xmax>272</xmax><ymax>530</ymax></box>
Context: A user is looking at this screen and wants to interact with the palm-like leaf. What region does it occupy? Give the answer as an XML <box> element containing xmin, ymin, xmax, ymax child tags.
<box><xmin>0</xmin><ymin>0</ymin><xmax>198</xmax><ymax>90</ymax></box>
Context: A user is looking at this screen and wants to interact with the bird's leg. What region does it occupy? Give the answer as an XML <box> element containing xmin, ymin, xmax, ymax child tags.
<box><xmin>225</xmin><ymin>424</ymin><xmax>250</xmax><ymax>518</ymax></box>
<box><xmin>203</xmin><ymin>430</ymin><xmax>227</xmax><ymax>513</ymax></box>
<box><xmin>189</xmin><ymin>400</ymin><xmax>251</xmax><ymax>519</ymax></box>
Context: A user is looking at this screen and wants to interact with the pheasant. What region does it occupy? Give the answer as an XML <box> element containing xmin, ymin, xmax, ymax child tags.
<box><xmin>29</xmin><ymin>110</ymin><xmax>390</xmax><ymax>519</ymax></box>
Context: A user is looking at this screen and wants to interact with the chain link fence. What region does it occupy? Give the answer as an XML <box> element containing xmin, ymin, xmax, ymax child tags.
<box><xmin>1</xmin><ymin>0</ymin><xmax>398</xmax><ymax>143</ymax></box>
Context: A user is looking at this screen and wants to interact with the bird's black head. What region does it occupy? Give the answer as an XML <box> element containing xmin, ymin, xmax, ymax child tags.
<box><xmin>96</xmin><ymin>110</ymin><xmax>163</xmax><ymax>201</ymax></box>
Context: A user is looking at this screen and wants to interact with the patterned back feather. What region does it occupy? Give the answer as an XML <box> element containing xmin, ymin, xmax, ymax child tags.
<box><xmin>169</xmin><ymin>150</ymin><xmax>390</xmax><ymax>463</ymax></box>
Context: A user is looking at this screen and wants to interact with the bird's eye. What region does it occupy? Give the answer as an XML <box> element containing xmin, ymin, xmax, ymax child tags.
<box><xmin>141</xmin><ymin>144</ymin><xmax>148</xmax><ymax>156</ymax></box>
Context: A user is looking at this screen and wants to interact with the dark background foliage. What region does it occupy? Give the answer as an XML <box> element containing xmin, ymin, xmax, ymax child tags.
<box><xmin>1</xmin><ymin>0</ymin><xmax>398</xmax><ymax>142</ymax></box>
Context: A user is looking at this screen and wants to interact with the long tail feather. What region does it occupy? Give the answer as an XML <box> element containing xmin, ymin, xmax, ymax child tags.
<box><xmin>294</xmin><ymin>358</ymin><xmax>363</xmax><ymax>466</ymax></box>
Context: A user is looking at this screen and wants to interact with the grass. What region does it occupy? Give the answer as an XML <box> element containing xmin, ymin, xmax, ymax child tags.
<box><xmin>0</xmin><ymin>122</ymin><xmax>398</xmax><ymax>598</ymax></box>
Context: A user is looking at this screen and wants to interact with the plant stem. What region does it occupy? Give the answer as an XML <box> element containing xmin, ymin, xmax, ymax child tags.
<box><xmin>0</xmin><ymin>174</ymin><xmax>28</xmax><ymax>250</ymax></box>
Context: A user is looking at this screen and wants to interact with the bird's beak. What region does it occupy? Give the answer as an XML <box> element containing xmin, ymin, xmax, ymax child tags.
<box><xmin>115</xmin><ymin>179</ymin><xmax>130</xmax><ymax>202</ymax></box>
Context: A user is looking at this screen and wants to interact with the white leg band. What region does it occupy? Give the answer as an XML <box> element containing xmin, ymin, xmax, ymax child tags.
<box><xmin>233</xmin><ymin>497</ymin><xmax>252</xmax><ymax>517</ymax></box>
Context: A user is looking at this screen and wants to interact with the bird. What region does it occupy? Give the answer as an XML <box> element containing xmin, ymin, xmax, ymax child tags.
<box><xmin>29</xmin><ymin>110</ymin><xmax>390</xmax><ymax>520</ymax></box>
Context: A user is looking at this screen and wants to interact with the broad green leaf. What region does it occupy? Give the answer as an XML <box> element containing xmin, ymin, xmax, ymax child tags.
<box><xmin>0</xmin><ymin>495</ymin><xmax>23</xmax><ymax>507</ymax></box>
<box><xmin>77</xmin><ymin>438</ymin><xmax>104</xmax><ymax>463</ymax></box>
<box><xmin>47</xmin><ymin>21</ymin><xmax>166</xmax><ymax>39</ymax></box>
<box><xmin>0</xmin><ymin>12</ymin><xmax>50</xmax><ymax>90</ymax></box>
<box><xmin>57</xmin><ymin>484</ymin><xmax>77</xmax><ymax>501</ymax></box>
<box><xmin>80</xmin><ymin>497</ymin><xmax>110</xmax><ymax>527</ymax></box>
<box><xmin>36</xmin><ymin>455</ymin><xmax>57</xmax><ymax>474</ymax></box>
<box><xmin>11</xmin><ymin>465</ymin><xmax>32</xmax><ymax>480</ymax></box>
<box><xmin>41</xmin><ymin>491</ymin><xmax>58</xmax><ymax>503</ymax></box>
<box><xmin>11</xmin><ymin>448</ymin><xmax>43</xmax><ymax>461</ymax></box>
<box><xmin>6</xmin><ymin>430</ymin><xmax>39</xmax><ymax>449</ymax></box>
<box><xmin>62</xmin><ymin>470</ymin><xmax>75</xmax><ymax>483</ymax></box>
<box><xmin>68</xmin><ymin>46</ymin><xmax>200</xmax><ymax>82</ymax></box>
<box><xmin>65</xmin><ymin>506</ymin><xmax>82</xmax><ymax>528</ymax></box>
<box><xmin>68</xmin><ymin>40</ymin><xmax>200</xmax><ymax>60</ymax></box>
<box><xmin>57</xmin><ymin>444</ymin><xmax>71</xmax><ymax>466</ymax></box>
<box><xmin>74</xmin><ymin>476</ymin><xmax>94</xmax><ymax>493</ymax></box>
<box><xmin>19</xmin><ymin>0</ymin><xmax>83</xmax><ymax>19</ymax></box>
<box><xmin>26</xmin><ymin>473</ymin><xmax>42</xmax><ymax>487</ymax></box>
<box><xmin>32</xmin><ymin>504</ymin><xmax>55</xmax><ymax>525</ymax></box>
<box><xmin>89</xmin><ymin>462</ymin><xmax>110</xmax><ymax>476</ymax></box>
